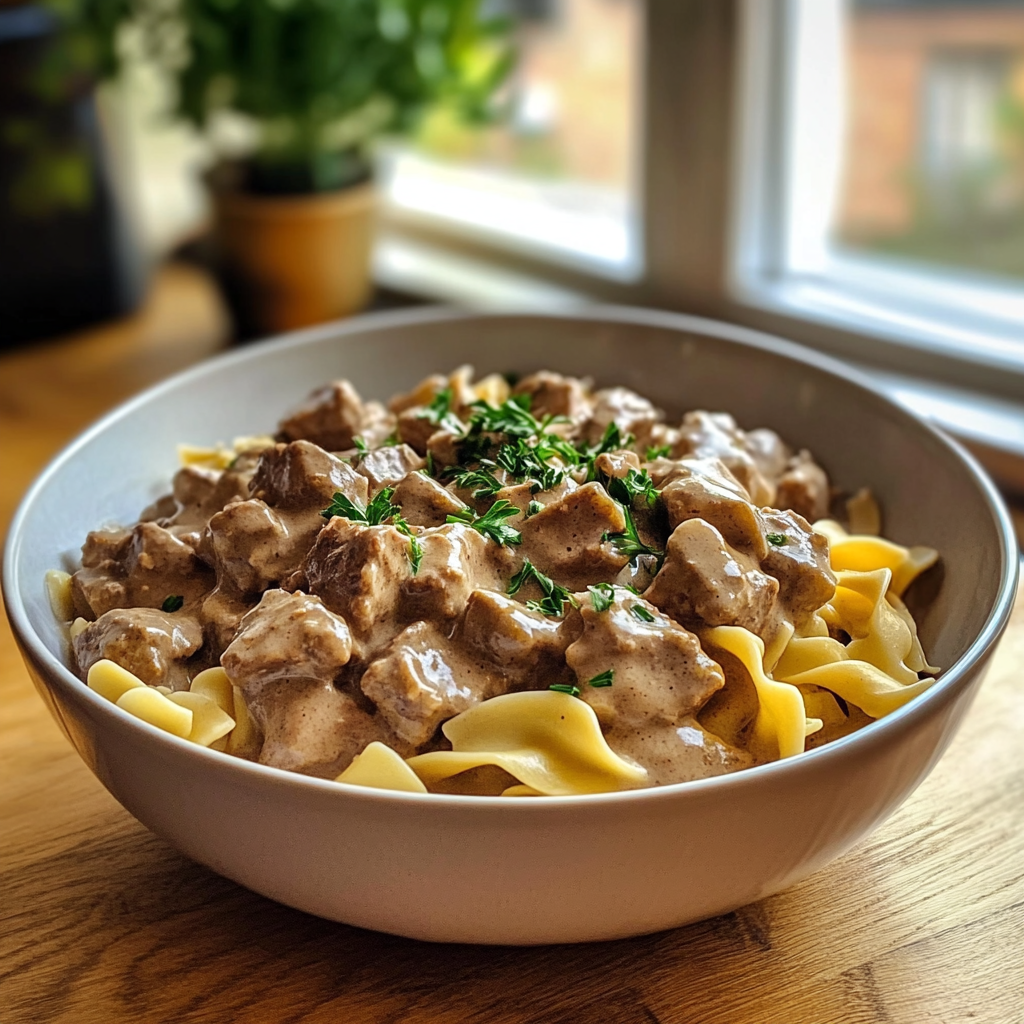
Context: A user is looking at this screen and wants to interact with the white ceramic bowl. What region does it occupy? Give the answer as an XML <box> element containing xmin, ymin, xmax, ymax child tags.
<box><xmin>5</xmin><ymin>307</ymin><xmax>1018</xmax><ymax>944</ymax></box>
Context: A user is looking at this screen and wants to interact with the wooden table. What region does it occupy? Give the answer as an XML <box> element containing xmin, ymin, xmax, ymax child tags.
<box><xmin>2</xmin><ymin>267</ymin><xmax>1023</xmax><ymax>1024</ymax></box>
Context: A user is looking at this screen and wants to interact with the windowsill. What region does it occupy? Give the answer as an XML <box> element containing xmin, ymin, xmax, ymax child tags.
<box><xmin>374</xmin><ymin>233</ymin><xmax>1024</xmax><ymax>496</ymax></box>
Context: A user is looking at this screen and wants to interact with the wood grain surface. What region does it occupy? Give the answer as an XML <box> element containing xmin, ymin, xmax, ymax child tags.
<box><xmin>2</xmin><ymin>268</ymin><xmax>1022</xmax><ymax>1024</ymax></box>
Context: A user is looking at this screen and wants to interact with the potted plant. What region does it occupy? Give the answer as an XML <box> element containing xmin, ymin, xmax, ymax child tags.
<box><xmin>64</xmin><ymin>0</ymin><xmax>514</xmax><ymax>333</ymax></box>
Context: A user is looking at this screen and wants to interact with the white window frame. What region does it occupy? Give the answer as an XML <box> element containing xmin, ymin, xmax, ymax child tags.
<box><xmin>729</xmin><ymin>0</ymin><xmax>1024</xmax><ymax>400</ymax></box>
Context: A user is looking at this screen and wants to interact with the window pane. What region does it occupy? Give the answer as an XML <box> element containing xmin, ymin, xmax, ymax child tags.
<box><xmin>836</xmin><ymin>0</ymin><xmax>1024</xmax><ymax>282</ymax></box>
<box><xmin>382</xmin><ymin>0</ymin><xmax>643</xmax><ymax>278</ymax></box>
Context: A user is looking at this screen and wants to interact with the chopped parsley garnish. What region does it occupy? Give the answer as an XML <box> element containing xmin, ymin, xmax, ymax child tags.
<box><xmin>602</xmin><ymin>504</ymin><xmax>664</xmax><ymax>568</ymax></box>
<box><xmin>322</xmin><ymin>487</ymin><xmax>421</xmax><ymax>573</ymax></box>
<box><xmin>507</xmin><ymin>558</ymin><xmax>577</xmax><ymax>617</ymax></box>
<box><xmin>549</xmin><ymin>683</ymin><xmax>580</xmax><ymax>697</ymax></box>
<box><xmin>418</xmin><ymin>387</ymin><xmax>461</xmax><ymax>432</ymax></box>
<box><xmin>352</xmin><ymin>435</ymin><xmax>369</xmax><ymax>455</ymax></box>
<box><xmin>321</xmin><ymin>488</ymin><xmax>402</xmax><ymax>526</ymax></box>
<box><xmin>406</xmin><ymin>534</ymin><xmax>423</xmax><ymax>574</ymax></box>
<box><xmin>588</xmin><ymin>669</ymin><xmax>614</xmax><ymax>688</ymax></box>
<box><xmin>161</xmin><ymin>594</ymin><xmax>184</xmax><ymax>613</ymax></box>
<box><xmin>587</xmin><ymin>582</ymin><xmax>615</xmax><ymax>613</ymax></box>
<box><xmin>466</xmin><ymin>394</ymin><xmax>540</xmax><ymax>438</ymax></box>
<box><xmin>446</xmin><ymin>499</ymin><xmax>522</xmax><ymax>546</ymax></box>
<box><xmin>382</xmin><ymin>431</ymin><xmax>399</xmax><ymax>447</ymax></box>
<box><xmin>766</xmin><ymin>532</ymin><xmax>788</xmax><ymax>547</ymax></box>
<box><xmin>602</xmin><ymin>466</ymin><xmax>659</xmax><ymax>509</ymax></box>
<box><xmin>629</xmin><ymin>603</ymin><xmax>656</xmax><ymax>623</ymax></box>
<box><xmin>495</xmin><ymin>437</ymin><xmax>566</xmax><ymax>493</ymax></box>
<box><xmin>526</xmin><ymin>500</ymin><xmax>544</xmax><ymax>517</ymax></box>
<box><xmin>424</xmin><ymin>450</ymin><xmax>435</xmax><ymax>478</ymax></box>
<box><xmin>645</xmin><ymin>444</ymin><xmax>672</xmax><ymax>460</ymax></box>
<box><xmin>448</xmin><ymin>465</ymin><xmax>503</xmax><ymax>499</ymax></box>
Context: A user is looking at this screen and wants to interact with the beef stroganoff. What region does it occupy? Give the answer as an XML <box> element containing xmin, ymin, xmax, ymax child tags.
<box><xmin>48</xmin><ymin>367</ymin><xmax>939</xmax><ymax>796</ymax></box>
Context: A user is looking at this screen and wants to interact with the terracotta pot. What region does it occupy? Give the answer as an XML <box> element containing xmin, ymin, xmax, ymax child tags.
<box><xmin>212</xmin><ymin>180</ymin><xmax>375</xmax><ymax>335</ymax></box>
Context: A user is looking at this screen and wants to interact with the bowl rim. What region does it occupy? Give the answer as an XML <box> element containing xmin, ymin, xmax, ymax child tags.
<box><xmin>4</xmin><ymin>303</ymin><xmax>1019</xmax><ymax>812</ymax></box>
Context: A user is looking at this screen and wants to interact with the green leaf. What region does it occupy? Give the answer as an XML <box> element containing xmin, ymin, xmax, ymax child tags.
<box><xmin>645</xmin><ymin>444</ymin><xmax>672</xmax><ymax>460</ymax></box>
<box><xmin>767</xmin><ymin>533</ymin><xmax>788</xmax><ymax>547</ymax></box>
<box><xmin>587</xmin><ymin>583</ymin><xmax>615</xmax><ymax>613</ymax></box>
<box><xmin>588</xmin><ymin>669</ymin><xmax>614</xmax><ymax>688</ymax></box>
<box><xmin>602</xmin><ymin>505</ymin><xmax>664</xmax><ymax>568</ymax></box>
<box><xmin>446</xmin><ymin>499</ymin><xmax>522</xmax><ymax>546</ymax></box>
<box><xmin>507</xmin><ymin>558</ymin><xmax>576</xmax><ymax>618</ymax></box>
<box><xmin>161</xmin><ymin>595</ymin><xmax>184</xmax><ymax>613</ymax></box>
<box><xmin>549</xmin><ymin>683</ymin><xmax>580</xmax><ymax>697</ymax></box>
<box><xmin>629</xmin><ymin>603</ymin><xmax>656</xmax><ymax>623</ymax></box>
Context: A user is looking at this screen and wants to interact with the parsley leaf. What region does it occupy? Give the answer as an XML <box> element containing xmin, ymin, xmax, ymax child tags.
<box><xmin>407</xmin><ymin>535</ymin><xmax>423</xmax><ymax>574</ymax></box>
<box><xmin>766</xmin><ymin>532</ymin><xmax>788</xmax><ymax>547</ymax></box>
<box><xmin>645</xmin><ymin>444</ymin><xmax>672</xmax><ymax>460</ymax></box>
<box><xmin>602</xmin><ymin>467</ymin><xmax>659</xmax><ymax>509</ymax></box>
<box><xmin>588</xmin><ymin>669</ymin><xmax>614</xmax><ymax>688</ymax></box>
<box><xmin>352</xmin><ymin>435</ymin><xmax>369</xmax><ymax>455</ymax></box>
<box><xmin>495</xmin><ymin>437</ymin><xmax>566</xmax><ymax>492</ymax></box>
<box><xmin>526</xmin><ymin>500</ymin><xmax>544</xmax><ymax>517</ymax></box>
<box><xmin>448</xmin><ymin>465</ymin><xmax>504</xmax><ymax>499</ymax></box>
<box><xmin>507</xmin><ymin>557</ymin><xmax>577</xmax><ymax>617</ymax></box>
<box><xmin>321</xmin><ymin>491</ymin><xmax>368</xmax><ymax>521</ymax></box>
<box><xmin>587</xmin><ymin>582</ymin><xmax>615</xmax><ymax>613</ymax></box>
<box><xmin>322</xmin><ymin>488</ymin><xmax>421</xmax><ymax>572</ymax></box>
<box><xmin>549</xmin><ymin>683</ymin><xmax>581</xmax><ymax>697</ymax></box>
<box><xmin>602</xmin><ymin>504</ymin><xmax>664</xmax><ymax>568</ymax></box>
<box><xmin>629</xmin><ymin>603</ymin><xmax>656</xmax><ymax>623</ymax></box>
<box><xmin>466</xmin><ymin>394</ymin><xmax>540</xmax><ymax>438</ymax></box>
<box><xmin>447</xmin><ymin>499</ymin><xmax>522</xmax><ymax>546</ymax></box>
<box><xmin>161</xmin><ymin>594</ymin><xmax>184</xmax><ymax>613</ymax></box>
<box><xmin>419</xmin><ymin>387</ymin><xmax>461</xmax><ymax>432</ymax></box>
<box><xmin>424</xmin><ymin>450</ymin><xmax>435</xmax><ymax>478</ymax></box>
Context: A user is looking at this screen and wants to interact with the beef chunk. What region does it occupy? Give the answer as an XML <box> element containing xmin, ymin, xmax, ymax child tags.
<box><xmin>393</xmin><ymin>470</ymin><xmax>468</xmax><ymax>527</ymax></box>
<box><xmin>512</xmin><ymin>371</ymin><xmax>593</xmax><ymax>424</ymax></box>
<box><xmin>302</xmin><ymin>517</ymin><xmax>412</xmax><ymax>656</ymax></box>
<box><xmin>355</xmin><ymin>443</ymin><xmax>425</xmax><ymax>494</ymax></box>
<box><xmin>461</xmin><ymin>589</ymin><xmax>582</xmax><ymax>689</ymax></box>
<box><xmin>396</xmin><ymin>407</ymin><xmax>443</xmax><ymax>455</ymax></box>
<box><xmin>222</xmin><ymin>589</ymin><xmax>353</xmax><ymax>693</ymax></box>
<box><xmin>659</xmin><ymin>458</ymin><xmax>767</xmax><ymax>557</ymax></box>
<box><xmin>759</xmin><ymin>508</ymin><xmax>836</xmax><ymax>623</ymax></box>
<box><xmin>676</xmin><ymin>411</ymin><xmax>774</xmax><ymax>507</ymax></box>
<box><xmin>774</xmin><ymin>450</ymin><xmax>830</xmax><ymax>522</ymax></box>
<box><xmin>204</xmin><ymin>499</ymin><xmax>317</xmax><ymax>596</ymax></box>
<box><xmin>73</xmin><ymin>607</ymin><xmax>203</xmax><ymax>690</ymax></box>
<box><xmin>645</xmin><ymin>518</ymin><xmax>779</xmax><ymax>638</ymax></box>
<box><xmin>252</xmin><ymin>682</ymin><xmax>394</xmax><ymax>777</ymax></box>
<box><xmin>566</xmin><ymin>589</ymin><xmax>725</xmax><ymax>731</ymax></box>
<box><xmin>745</xmin><ymin>427</ymin><xmax>790</xmax><ymax>482</ymax></box>
<box><xmin>200</xmin><ymin>585</ymin><xmax>253</xmax><ymax>658</ymax></box>
<box><xmin>594</xmin><ymin>449</ymin><xmax>642</xmax><ymax>480</ymax></box>
<box><xmin>400</xmin><ymin>524</ymin><xmax>511</xmax><ymax>624</ymax></box>
<box><xmin>584</xmin><ymin>387</ymin><xmax>661</xmax><ymax>448</ymax></box>
<box><xmin>360</xmin><ymin>621</ymin><xmax>507</xmax><ymax>748</ymax></box>
<box><xmin>71</xmin><ymin>522</ymin><xmax>214</xmax><ymax>619</ymax></box>
<box><xmin>250</xmin><ymin>440</ymin><xmax>367</xmax><ymax>512</ymax></box>
<box><xmin>519</xmin><ymin>482</ymin><xmax>629</xmax><ymax>590</ymax></box>
<box><xmin>278</xmin><ymin>380</ymin><xmax>366</xmax><ymax>451</ymax></box>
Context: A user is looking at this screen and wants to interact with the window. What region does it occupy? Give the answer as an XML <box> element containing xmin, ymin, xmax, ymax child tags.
<box><xmin>378</xmin><ymin>0</ymin><xmax>644</xmax><ymax>282</ymax></box>
<box><xmin>730</xmin><ymin>0</ymin><xmax>1024</xmax><ymax>408</ymax></box>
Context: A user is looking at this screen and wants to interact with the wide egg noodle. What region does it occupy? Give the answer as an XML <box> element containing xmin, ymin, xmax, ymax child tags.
<box><xmin>821</xmin><ymin>568</ymin><xmax>921</xmax><ymax>685</ymax></box>
<box><xmin>405</xmin><ymin>691</ymin><xmax>648</xmax><ymax>796</ymax></box>
<box><xmin>775</xmin><ymin>661</ymin><xmax>936</xmax><ymax>719</ymax></box>
<box><xmin>336</xmin><ymin>741</ymin><xmax>429</xmax><ymax>793</ymax></box>
<box><xmin>700</xmin><ymin>627</ymin><xmax>820</xmax><ymax>761</ymax></box>
<box><xmin>813</xmin><ymin>519</ymin><xmax>938</xmax><ymax>598</ymax></box>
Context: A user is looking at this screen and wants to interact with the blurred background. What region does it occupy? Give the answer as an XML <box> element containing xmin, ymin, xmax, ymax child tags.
<box><xmin>1</xmin><ymin>0</ymin><xmax>1022</xmax><ymax>490</ymax></box>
